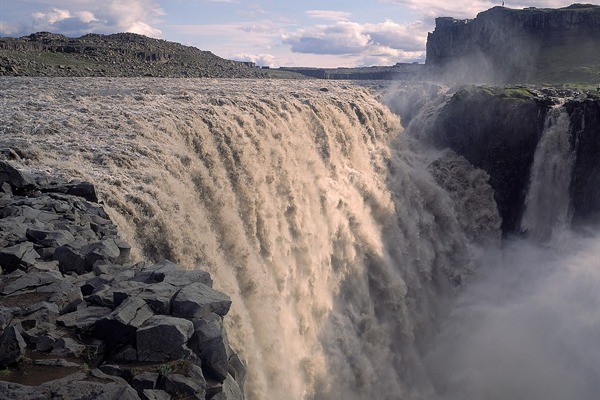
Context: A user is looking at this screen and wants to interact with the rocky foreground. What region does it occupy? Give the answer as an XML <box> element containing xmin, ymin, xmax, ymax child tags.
<box><xmin>0</xmin><ymin>160</ymin><xmax>245</xmax><ymax>400</ymax></box>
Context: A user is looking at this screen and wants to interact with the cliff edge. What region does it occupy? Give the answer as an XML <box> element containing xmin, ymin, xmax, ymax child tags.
<box><xmin>425</xmin><ymin>4</ymin><xmax>600</xmax><ymax>84</ymax></box>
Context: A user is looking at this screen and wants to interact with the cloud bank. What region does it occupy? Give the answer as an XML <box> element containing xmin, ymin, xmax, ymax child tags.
<box><xmin>283</xmin><ymin>18</ymin><xmax>428</xmax><ymax>65</ymax></box>
<box><xmin>10</xmin><ymin>0</ymin><xmax>163</xmax><ymax>37</ymax></box>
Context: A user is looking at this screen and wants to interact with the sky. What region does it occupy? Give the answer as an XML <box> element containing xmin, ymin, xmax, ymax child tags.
<box><xmin>1</xmin><ymin>0</ymin><xmax>598</xmax><ymax>67</ymax></box>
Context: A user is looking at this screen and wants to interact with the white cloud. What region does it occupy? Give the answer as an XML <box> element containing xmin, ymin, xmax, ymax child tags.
<box><xmin>282</xmin><ymin>19</ymin><xmax>428</xmax><ymax>64</ymax></box>
<box><xmin>233</xmin><ymin>53</ymin><xmax>276</xmax><ymax>67</ymax></box>
<box><xmin>27</xmin><ymin>0</ymin><xmax>163</xmax><ymax>37</ymax></box>
<box><xmin>306</xmin><ymin>10</ymin><xmax>352</xmax><ymax>21</ymax></box>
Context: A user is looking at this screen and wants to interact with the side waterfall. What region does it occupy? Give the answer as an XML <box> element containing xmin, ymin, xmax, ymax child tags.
<box><xmin>521</xmin><ymin>106</ymin><xmax>574</xmax><ymax>241</ymax></box>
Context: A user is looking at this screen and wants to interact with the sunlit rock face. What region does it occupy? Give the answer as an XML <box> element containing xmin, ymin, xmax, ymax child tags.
<box><xmin>425</xmin><ymin>4</ymin><xmax>600</xmax><ymax>83</ymax></box>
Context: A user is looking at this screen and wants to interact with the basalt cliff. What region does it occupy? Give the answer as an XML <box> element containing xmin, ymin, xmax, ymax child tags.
<box><xmin>425</xmin><ymin>4</ymin><xmax>600</xmax><ymax>84</ymax></box>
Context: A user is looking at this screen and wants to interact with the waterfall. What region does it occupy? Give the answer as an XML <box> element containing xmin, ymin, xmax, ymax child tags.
<box><xmin>521</xmin><ymin>106</ymin><xmax>574</xmax><ymax>241</ymax></box>
<box><xmin>0</xmin><ymin>78</ymin><xmax>502</xmax><ymax>399</ymax></box>
<box><xmin>1</xmin><ymin>78</ymin><xmax>597</xmax><ymax>400</ymax></box>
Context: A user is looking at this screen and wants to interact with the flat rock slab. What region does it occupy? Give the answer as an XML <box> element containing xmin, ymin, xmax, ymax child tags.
<box><xmin>57</xmin><ymin>306</ymin><xmax>112</xmax><ymax>331</ymax></box>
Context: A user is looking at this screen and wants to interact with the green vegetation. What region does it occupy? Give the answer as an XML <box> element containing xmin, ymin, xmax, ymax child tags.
<box><xmin>0</xmin><ymin>369</ymin><xmax>13</xmax><ymax>378</ymax></box>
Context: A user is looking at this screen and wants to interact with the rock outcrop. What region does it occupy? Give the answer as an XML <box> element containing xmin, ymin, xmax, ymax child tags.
<box><xmin>0</xmin><ymin>32</ymin><xmax>267</xmax><ymax>79</ymax></box>
<box><xmin>425</xmin><ymin>4</ymin><xmax>600</xmax><ymax>84</ymax></box>
<box><xmin>404</xmin><ymin>85</ymin><xmax>600</xmax><ymax>234</ymax></box>
<box><xmin>0</xmin><ymin>161</ymin><xmax>245</xmax><ymax>400</ymax></box>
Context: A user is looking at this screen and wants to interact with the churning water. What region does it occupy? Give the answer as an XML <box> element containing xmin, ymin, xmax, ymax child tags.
<box><xmin>0</xmin><ymin>78</ymin><xmax>597</xmax><ymax>400</ymax></box>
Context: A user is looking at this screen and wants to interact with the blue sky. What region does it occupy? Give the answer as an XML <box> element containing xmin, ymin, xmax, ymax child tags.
<box><xmin>1</xmin><ymin>0</ymin><xmax>598</xmax><ymax>67</ymax></box>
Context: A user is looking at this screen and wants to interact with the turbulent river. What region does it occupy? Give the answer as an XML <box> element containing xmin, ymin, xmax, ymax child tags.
<box><xmin>0</xmin><ymin>78</ymin><xmax>598</xmax><ymax>400</ymax></box>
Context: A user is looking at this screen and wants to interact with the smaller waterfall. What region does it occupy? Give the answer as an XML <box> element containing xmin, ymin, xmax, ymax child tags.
<box><xmin>521</xmin><ymin>107</ymin><xmax>574</xmax><ymax>241</ymax></box>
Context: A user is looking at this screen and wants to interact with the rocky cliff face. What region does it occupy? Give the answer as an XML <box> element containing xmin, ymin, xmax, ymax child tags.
<box><xmin>402</xmin><ymin>85</ymin><xmax>600</xmax><ymax>235</ymax></box>
<box><xmin>425</xmin><ymin>4</ymin><xmax>600</xmax><ymax>84</ymax></box>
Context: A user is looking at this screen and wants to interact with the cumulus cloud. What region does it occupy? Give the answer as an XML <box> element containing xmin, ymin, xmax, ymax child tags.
<box><xmin>233</xmin><ymin>53</ymin><xmax>276</xmax><ymax>67</ymax></box>
<box><xmin>27</xmin><ymin>0</ymin><xmax>163</xmax><ymax>37</ymax></box>
<box><xmin>282</xmin><ymin>19</ymin><xmax>428</xmax><ymax>64</ymax></box>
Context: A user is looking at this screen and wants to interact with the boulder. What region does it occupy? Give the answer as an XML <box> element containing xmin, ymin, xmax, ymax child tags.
<box><xmin>132</xmin><ymin>372</ymin><xmax>160</xmax><ymax>391</ymax></box>
<box><xmin>51</xmin><ymin>337</ymin><xmax>86</xmax><ymax>357</ymax></box>
<box><xmin>188</xmin><ymin>315</ymin><xmax>229</xmax><ymax>382</ymax></box>
<box><xmin>0</xmin><ymin>160</ymin><xmax>36</xmax><ymax>192</ymax></box>
<box><xmin>210</xmin><ymin>374</ymin><xmax>244</xmax><ymax>400</ymax></box>
<box><xmin>0</xmin><ymin>326</ymin><xmax>27</xmax><ymax>368</ymax></box>
<box><xmin>0</xmin><ymin>241</ymin><xmax>39</xmax><ymax>273</ymax></box>
<box><xmin>57</xmin><ymin>306</ymin><xmax>112</xmax><ymax>331</ymax></box>
<box><xmin>93</xmin><ymin>297</ymin><xmax>154</xmax><ymax>347</ymax></box>
<box><xmin>136</xmin><ymin>315</ymin><xmax>194</xmax><ymax>362</ymax></box>
<box><xmin>164</xmin><ymin>374</ymin><xmax>205</xmax><ymax>399</ymax></box>
<box><xmin>172</xmin><ymin>282</ymin><xmax>231</xmax><ymax>319</ymax></box>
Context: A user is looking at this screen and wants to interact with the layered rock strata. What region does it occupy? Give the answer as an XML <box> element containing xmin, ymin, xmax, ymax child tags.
<box><xmin>0</xmin><ymin>160</ymin><xmax>245</xmax><ymax>400</ymax></box>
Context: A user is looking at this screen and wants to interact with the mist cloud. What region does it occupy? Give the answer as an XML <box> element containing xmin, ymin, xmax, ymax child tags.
<box><xmin>424</xmin><ymin>233</ymin><xmax>600</xmax><ymax>400</ymax></box>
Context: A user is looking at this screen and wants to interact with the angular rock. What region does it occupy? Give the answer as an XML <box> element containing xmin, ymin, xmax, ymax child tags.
<box><xmin>82</xmin><ymin>239</ymin><xmax>121</xmax><ymax>268</ymax></box>
<box><xmin>141</xmin><ymin>389</ymin><xmax>172</xmax><ymax>400</ymax></box>
<box><xmin>93</xmin><ymin>297</ymin><xmax>154</xmax><ymax>346</ymax></box>
<box><xmin>0</xmin><ymin>241</ymin><xmax>39</xmax><ymax>273</ymax></box>
<box><xmin>57</xmin><ymin>306</ymin><xmax>112</xmax><ymax>331</ymax></box>
<box><xmin>53</xmin><ymin>244</ymin><xmax>86</xmax><ymax>274</ymax></box>
<box><xmin>188</xmin><ymin>315</ymin><xmax>229</xmax><ymax>382</ymax></box>
<box><xmin>0</xmin><ymin>270</ymin><xmax>64</xmax><ymax>295</ymax></box>
<box><xmin>136</xmin><ymin>315</ymin><xmax>194</xmax><ymax>362</ymax></box>
<box><xmin>99</xmin><ymin>364</ymin><xmax>126</xmax><ymax>377</ymax></box>
<box><xmin>211</xmin><ymin>374</ymin><xmax>244</xmax><ymax>400</ymax></box>
<box><xmin>164</xmin><ymin>374</ymin><xmax>205</xmax><ymax>399</ymax></box>
<box><xmin>0</xmin><ymin>326</ymin><xmax>27</xmax><ymax>368</ymax></box>
<box><xmin>26</xmin><ymin>228</ymin><xmax>75</xmax><ymax>248</ymax></box>
<box><xmin>171</xmin><ymin>282</ymin><xmax>231</xmax><ymax>319</ymax></box>
<box><xmin>132</xmin><ymin>372</ymin><xmax>160</xmax><ymax>391</ymax></box>
<box><xmin>228</xmin><ymin>353</ymin><xmax>247</xmax><ymax>389</ymax></box>
<box><xmin>51</xmin><ymin>337</ymin><xmax>86</xmax><ymax>357</ymax></box>
<box><xmin>0</xmin><ymin>160</ymin><xmax>36</xmax><ymax>192</ymax></box>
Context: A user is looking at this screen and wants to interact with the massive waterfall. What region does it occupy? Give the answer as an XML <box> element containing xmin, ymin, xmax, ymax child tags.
<box><xmin>0</xmin><ymin>78</ymin><xmax>597</xmax><ymax>400</ymax></box>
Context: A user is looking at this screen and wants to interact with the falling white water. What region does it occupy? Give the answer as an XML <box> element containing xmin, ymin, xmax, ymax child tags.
<box><xmin>1</xmin><ymin>78</ymin><xmax>596</xmax><ymax>400</ymax></box>
<box><xmin>0</xmin><ymin>78</ymin><xmax>501</xmax><ymax>400</ymax></box>
<box><xmin>521</xmin><ymin>106</ymin><xmax>574</xmax><ymax>241</ymax></box>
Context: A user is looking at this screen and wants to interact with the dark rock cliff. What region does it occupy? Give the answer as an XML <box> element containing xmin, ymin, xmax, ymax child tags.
<box><xmin>404</xmin><ymin>86</ymin><xmax>600</xmax><ymax>235</ymax></box>
<box><xmin>566</xmin><ymin>97</ymin><xmax>600</xmax><ymax>226</ymax></box>
<box><xmin>425</xmin><ymin>4</ymin><xmax>600</xmax><ymax>84</ymax></box>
